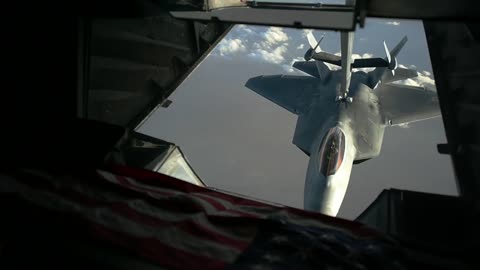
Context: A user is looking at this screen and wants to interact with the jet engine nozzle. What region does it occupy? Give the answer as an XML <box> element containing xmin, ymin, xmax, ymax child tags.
<box><xmin>304</xmin><ymin>48</ymin><xmax>314</xmax><ymax>61</ymax></box>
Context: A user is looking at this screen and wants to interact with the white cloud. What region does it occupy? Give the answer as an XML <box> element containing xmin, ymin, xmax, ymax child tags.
<box><xmin>396</xmin><ymin>69</ymin><xmax>436</xmax><ymax>90</ymax></box>
<box><xmin>211</xmin><ymin>24</ymin><xmax>257</xmax><ymax>57</ymax></box>
<box><xmin>241</xmin><ymin>27</ymin><xmax>253</xmax><ymax>34</ymax></box>
<box><xmin>356</xmin><ymin>53</ymin><xmax>373</xmax><ymax>59</ymax></box>
<box><xmin>421</xmin><ymin>70</ymin><xmax>431</xmax><ymax>76</ymax></box>
<box><xmin>234</xmin><ymin>24</ymin><xmax>254</xmax><ymax>34</ymax></box>
<box><xmin>210</xmin><ymin>26</ymin><xmax>289</xmax><ymax>65</ymax></box>
<box><xmin>398</xmin><ymin>79</ymin><xmax>419</xmax><ymax>87</ymax></box>
<box><xmin>282</xmin><ymin>64</ymin><xmax>295</xmax><ymax>73</ymax></box>
<box><xmin>217</xmin><ymin>38</ymin><xmax>246</xmax><ymax>56</ymax></box>
<box><xmin>333</xmin><ymin>52</ymin><xmax>374</xmax><ymax>60</ymax></box>
<box><xmin>389</xmin><ymin>64</ymin><xmax>436</xmax><ymax>89</ymax></box>
<box><xmin>262</xmin><ymin>27</ymin><xmax>289</xmax><ymax>48</ymax></box>
<box><xmin>297</xmin><ymin>44</ymin><xmax>305</xmax><ymax>50</ymax></box>
<box><xmin>250</xmin><ymin>45</ymin><xmax>288</xmax><ymax>64</ymax></box>
<box><xmin>386</xmin><ymin>21</ymin><xmax>401</xmax><ymax>26</ymax></box>
<box><xmin>416</xmin><ymin>73</ymin><xmax>435</xmax><ymax>86</ymax></box>
<box><xmin>242</xmin><ymin>27</ymin><xmax>290</xmax><ymax>65</ymax></box>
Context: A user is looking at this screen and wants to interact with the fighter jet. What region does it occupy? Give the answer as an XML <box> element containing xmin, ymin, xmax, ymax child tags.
<box><xmin>245</xmin><ymin>31</ymin><xmax>440</xmax><ymax>216</ymax></box>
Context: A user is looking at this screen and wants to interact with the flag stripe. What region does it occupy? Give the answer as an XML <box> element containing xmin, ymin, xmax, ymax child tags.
<box><xmin>190</xmin><ymin>193</ymin><xmax>227</xmax><ymax>211</ymax></box>
<box><xmin>121</xmin><ymin>175</ymin><xmax>177</xmax><ymax>196</ymax></box>
<box><xmin>31</xmin><ymin>172</ymin><xmax>256</xmax><ymax>244</ymax></box>
<box><xmin>91</xmin><ymin>223</ymin><xmax>227</xmax><ymax>270</ymax></box>
<box><xmin>105</xmin><ymin>165</ymin><xmax>267</xmax><ymax>207</ymax></box>
<box><xmin>107</xmin><ymin>172</ymin><xmax>224</xmax><ymax>213</ymax></box>
<box><xmin>0</xmin><ymin>174</ymin><xmax>244</xmax><ymax>261</ymax></box>
<box><xmin>99</xmin><ymin>171</ymin><xmax>219</xmax><ymax>213</ymax></box>
<box><xmin>101</xmin><ymin>170</ymin><xmax>268</xmax><ymax>218</ymax></box>
<box><xmin>108</xmin><ymin>202</ymin><xmax>249</xmax><ymax>248</ymax></box>
<box><xmin>98</xmin><ymin>170</ymin><xmax>379</xmax><ymax>238</ymax></box>
<box><xmin>98</xmin><ymin>170</ymin><xmax>271</xmax><ymax>217</ymax></box>
<box><xmin>70</xmin><ymin>181</ymin><xmax>253</xmax><ymax>246</ymax></box>
<box><xmin>28</xmin><ymin>173</ymin><xmax>250</xmax><ymax>247</ymax></box>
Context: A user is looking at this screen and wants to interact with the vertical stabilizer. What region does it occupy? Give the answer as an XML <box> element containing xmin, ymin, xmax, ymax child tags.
<box><xmin>368</xmin><ymin>36</ymin><xmax>409</xmax><ymax>88</ymax></box>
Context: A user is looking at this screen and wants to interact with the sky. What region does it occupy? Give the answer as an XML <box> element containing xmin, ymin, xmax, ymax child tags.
<box><xmin>138</xmin><ymin>18</ymin><xmax>458</xmax><ymax>220</ymax></box>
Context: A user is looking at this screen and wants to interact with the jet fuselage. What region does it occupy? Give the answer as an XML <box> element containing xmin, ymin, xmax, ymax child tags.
<box><xmin>302</xmin><ymin>71</ymin><xmax>386</xmax><ymax>215</ymax></box>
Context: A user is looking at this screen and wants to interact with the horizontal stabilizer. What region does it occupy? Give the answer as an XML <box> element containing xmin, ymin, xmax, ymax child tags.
<box><xmin>352</xmin><ymin>58</ymin><xmax>389</xmax><ymax>68</ymax></box>
<box><xmin>293</xmin><ymin>61</ymin><xmax>330</xmax><ymax>79</ymax></box>
<box><xmin>293</xmin><ymin>61</ymin><xmax>320</xmax><ymax>78</ymax></box>
<box><xmin>312</xmin><ymin>52</ymin><xmax>341</xmax><ymax>66</ymax></box>
<box><xmin>312</xmin><ymin>55</ymin><xmax>398</xmax><ymax>69</ymax></box>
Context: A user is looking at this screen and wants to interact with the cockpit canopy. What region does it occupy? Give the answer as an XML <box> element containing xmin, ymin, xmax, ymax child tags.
<box><xmin>318</xmin><ymin>127</ymin><xmax>346</xmax><ymax>176</ymax></box>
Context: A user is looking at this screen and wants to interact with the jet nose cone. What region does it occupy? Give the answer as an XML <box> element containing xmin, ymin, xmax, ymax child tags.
<box><xmin>304</xmin><ymin>173</ymin><xmax>344</xmax><ymax>217</ymax></box>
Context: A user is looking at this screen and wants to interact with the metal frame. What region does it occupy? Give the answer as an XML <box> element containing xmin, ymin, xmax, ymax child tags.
<box><xmin>171</xmin><ymin>0</ymin><xmax>477</xmax><ymax>30</ymax></box>
<box><xmin>171</xmin><ymin>5</ymin><xmax>356</xmax><ymax>31</ymax></box>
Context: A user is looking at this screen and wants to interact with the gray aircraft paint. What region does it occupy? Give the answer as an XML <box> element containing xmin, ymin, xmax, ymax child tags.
<box><xmin>245</xmin><ymin>34</ymin><xmax>439</xmax><ymax>216</ymax></box>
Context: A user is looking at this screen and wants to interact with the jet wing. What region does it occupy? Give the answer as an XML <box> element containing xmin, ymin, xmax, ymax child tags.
<box><xmin>377</xmin><ymin>83</ymin><xmax>440</xmax><ymax>126</ymax></box>
<box><xmin>245</xmin><ymin>75</ymin><xmax>318</xmax><ymax>115</ymax></box>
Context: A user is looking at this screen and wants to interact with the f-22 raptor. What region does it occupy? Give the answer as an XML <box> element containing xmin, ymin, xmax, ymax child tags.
<box><xmin>245</xmin><ymin>31</ymin><xmax>440</xmax><ymax>216</ymax></box>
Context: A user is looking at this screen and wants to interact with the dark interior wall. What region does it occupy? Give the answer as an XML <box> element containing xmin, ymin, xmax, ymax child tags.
<box><xmin>1</xmin><ymin>1</ymin><xmax>230</xmax><ymax>170</ymax></box>
<box><xmin>2</xmin><ymin>9</ymin><xmax>78</xmax><ymax>166</ymax></box>
<box><xmin>424</xmin><ymin>22</ymin><xmax>480</xmax><ymax>203</ymax></box>
<box><xmin>3</xmin><ymin>1</ymin><xmax>149</xmax><ymax>143</ymax></box>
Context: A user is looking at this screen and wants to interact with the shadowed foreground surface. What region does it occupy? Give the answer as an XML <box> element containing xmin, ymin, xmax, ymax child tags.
<box><xmin>2</xmin><ymin>165</ymin><xmax>474</xmax><ymax>270</ymax></box>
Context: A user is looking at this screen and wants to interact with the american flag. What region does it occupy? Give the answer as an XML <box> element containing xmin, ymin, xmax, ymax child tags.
<box><xmin>0</xmin><ymin>165</ymin><xmax>405</xmax><ymax>270</ymax></box>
